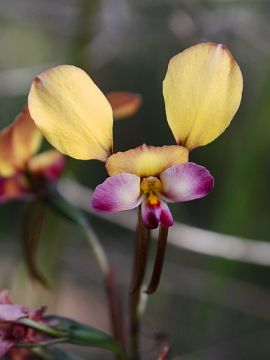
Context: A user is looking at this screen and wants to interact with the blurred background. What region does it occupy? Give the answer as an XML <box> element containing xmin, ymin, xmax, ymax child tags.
<box><xmin>1</xmin><ymin>0</ymin><xmax>270</xmax><ymax>358</ymax></box>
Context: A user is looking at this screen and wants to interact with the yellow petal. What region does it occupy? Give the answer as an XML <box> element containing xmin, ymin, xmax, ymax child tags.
<box><xmin>29</xmin><ymin>150</ymin><xmax>65</xmax><ymax>181</ymax></box>
<box><xmin>106</xmin><ymin>91</ymin><xmax>142</xmax><ymax>120</ymax></box>
<box><xmin>0</xmin><ymin>106</ymin><xmax>42</xmax><ymax>177</ymax></box>
<box><xmin>29</xmin><ymin>150</ymin><xmax>64</xmax><ymax>172</ymax></box>
<box><xmin>28</xmin><ymin>65</ymin><xmax>113</xmax><ymax>161</ymax></box>
<box><xmin>106</xmin><ymin>144</ymin><xmax>188</xmax><ymax>177</ymax></box>
<box><xmin>163</xmin><ymin>42</ymin><xmax>243</xmax><ymax>150</ymax></box>
<box><xmin>0</xmin><ymin>128</ymin><xmax>16</xmax><ymax>177</ymax></box>
<box><xmin>12</xmin><ymin>107</ymin><xmax>42</xmax><ymax>166</ymax></box>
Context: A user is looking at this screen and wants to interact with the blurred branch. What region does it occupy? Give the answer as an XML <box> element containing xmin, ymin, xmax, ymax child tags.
<box><xmin>162</xmin><ymin>263</ymin><xmax>270</xmax><ymax>321</ymax></box>
<box><xmin>60</xmin><ymin>247</ymin><xmax>270</xmax><ymax>322</ymax></box>
<box><xmin>68</xmin><ymin>0</ymin><xmax>100</xmax><ymax>67</ymax></box>
<box><xmin>59</xmin><ymin>179</ymin><xmax>270</xmax><ymax>267</ymax></box>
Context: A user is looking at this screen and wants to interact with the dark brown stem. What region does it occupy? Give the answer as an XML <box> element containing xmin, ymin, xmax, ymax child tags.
<box><xmin>145</xmin><ymin>226</ymin><xmax>169</xmax><ymax>294</ymax></box>
<box><xmin>130</xmin><ymin>209</ymin><xmax>151</xmax><ymax>294</ymax></box>
<box><xmin>21</xmin><ymin>201</ymin><xmax>48</xmax><ymax>287</ymax></box>
<box><xmin>129</xmin><ymin>208</ymin><xmax>150</xmax><ymax>360</ymax></box>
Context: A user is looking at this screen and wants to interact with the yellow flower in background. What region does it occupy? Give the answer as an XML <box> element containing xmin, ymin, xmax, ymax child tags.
<box><xmin>0</xmin><ymin>107</ymin><xmax>42</xmax><ymax>178</ymax></box>
<box><xmin>0</xmin><ymin>107</ymin><xmax>65</xmax><ymax>203</ymax></box>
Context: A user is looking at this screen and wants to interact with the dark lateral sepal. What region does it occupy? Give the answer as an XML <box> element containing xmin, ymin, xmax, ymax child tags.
<box><xmin>21</xmin><ymin>201</ymin><xmax>49</xmax><ymax>287</ymax></box>
<box><xmin>130</xmin><ymin>208</ymin><xmax>151</xmax><ymax>294</ymax></box>
<box><xmin>145</xmin><ymin>226</ymin><xmax>168</xmax><ymax>294</ymax></box>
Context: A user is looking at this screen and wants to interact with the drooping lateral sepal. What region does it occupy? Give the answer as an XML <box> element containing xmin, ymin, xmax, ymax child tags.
<box><xmin>145</xmin><ymin>226</ymin><xmax>169</xmax><ymax>294</ymax></box>
<box><xmin>130</xmin><ymin>207</ymin><xmax>151</xmax><ymax>294</ymax></box>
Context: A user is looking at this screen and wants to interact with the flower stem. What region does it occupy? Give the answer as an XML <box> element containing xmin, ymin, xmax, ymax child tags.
<box><xmin>16</xmin><ymin>337</ymin><xmax>68</xmax><ymax>348</ymax></box>
<box><xmin>129</xmin><ymin>288</ymin><xmax>141</xmax><ymax>360</ymax></box>
<box><xmin>129</xmin><ymin>208</ymin><xmax>150</xmax><ymax>360</ymax></box>
<box><xmin>81</xmin><ymin>222</ymin><xmax>125</xmax><ymax>347</ymax></box>
<box><xmin>43</xmin><ymin>188</ymin><xmax>125</xmax><ymax>351</ymax></box>
<box><xmin>80</xmin><ymin>221</ymin><xmax>110</xmax><ymax>275</ymax></box>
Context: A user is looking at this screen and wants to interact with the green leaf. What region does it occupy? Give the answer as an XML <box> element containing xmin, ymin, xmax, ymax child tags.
<box><xmin>16</xmin><ymin>347</ymin><xmax>83</xmax><ymax>360</ymax></box>
<box><xmin>46</xmin><ymin>347</ymin><xmax>83</xmax><ymax>360</ymax></box>
<box><xmin>45</xmin><ymin>316</ymin><xmax>128</xmax><ymax>359</ymax></box>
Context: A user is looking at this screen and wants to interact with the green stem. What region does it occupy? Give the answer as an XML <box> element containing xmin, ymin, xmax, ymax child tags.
<box><xmin>19</xmin><ymin>318</ymin><xmax>66</xmax><ymax>338</ymax></box>
<box><xmin>43</xmin><ymin>187</ymin><xmax>125</xmax><ymax>349</ymax></box>
<box><xmin>16</xmin><ymin>338</ymin><xmax>68</xmax><ymax>348</ymax></box>
<box><xmin>81</xmin><ymin>222</ymin><xmax>126</xmax><ymax>347</ymax></box>
<box><xmin>130</xmin><ymin>288</ymin><xmax>140</xmax><ymax>360</ymax></box>
<box><xmin>31</xmin><ymin>347</ymin><xmax>52</xmax><ymax>360</ymax></box>
<box><xmin>18</xmin><ymin>318</ymin><xmax>129</xmax><ymax>360</ymax></box>
<box><xmin>80</xmin><ymin>221</ymin><xmax>110</xmax><ymax>275</ymax></box>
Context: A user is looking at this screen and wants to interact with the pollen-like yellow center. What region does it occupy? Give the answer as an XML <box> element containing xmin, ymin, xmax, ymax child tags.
<box><xmin>140</xmin><ymin>176</ymin><xmax>162</xmax><ymax>206</ymax></box>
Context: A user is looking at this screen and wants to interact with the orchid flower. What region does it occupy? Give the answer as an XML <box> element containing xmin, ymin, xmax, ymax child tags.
<box><xmin>0</xmin><ymin>290</ymin><xmax>48</xmax><ymax>357</ymax></box>
<box><xmin>28</xmin><ymin>42</ymin><xmax>243</xmax><ymax>292</ymax></box>
<box><xmin>0</xmin><ymin>106</ymin><xmax>65</xmax><ymax>203</ymax></box>
<box><xmin>28</xmin><ymin>43</ymin><xmax>242</xmax><ymax>228</ymax></box>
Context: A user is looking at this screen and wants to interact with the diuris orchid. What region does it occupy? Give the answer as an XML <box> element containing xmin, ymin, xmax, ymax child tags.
<box><xmin>0</xmin><ymin>106</ymin><xmax>65</xmax><ymax>203</ymax></box>
<box><xmin>27</xmin><ymin>42</ymin><xmax>243</xmax><ymax>292</ymax></box>
<box><xmin>28</xmin><ymin>43</ymin><xmax>243</xmax><ymax>229</ymax></box>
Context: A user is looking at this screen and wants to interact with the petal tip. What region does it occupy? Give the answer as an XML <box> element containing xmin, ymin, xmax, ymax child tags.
<box><xmin>33</xmin><ymin>75</ymin><xmax>42</xmax><ymax>85</ymax></box>
<box><xmin>201</xmin><ymin>171</ymin><xmax>215</xmax><ymax>196</ymax></box>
